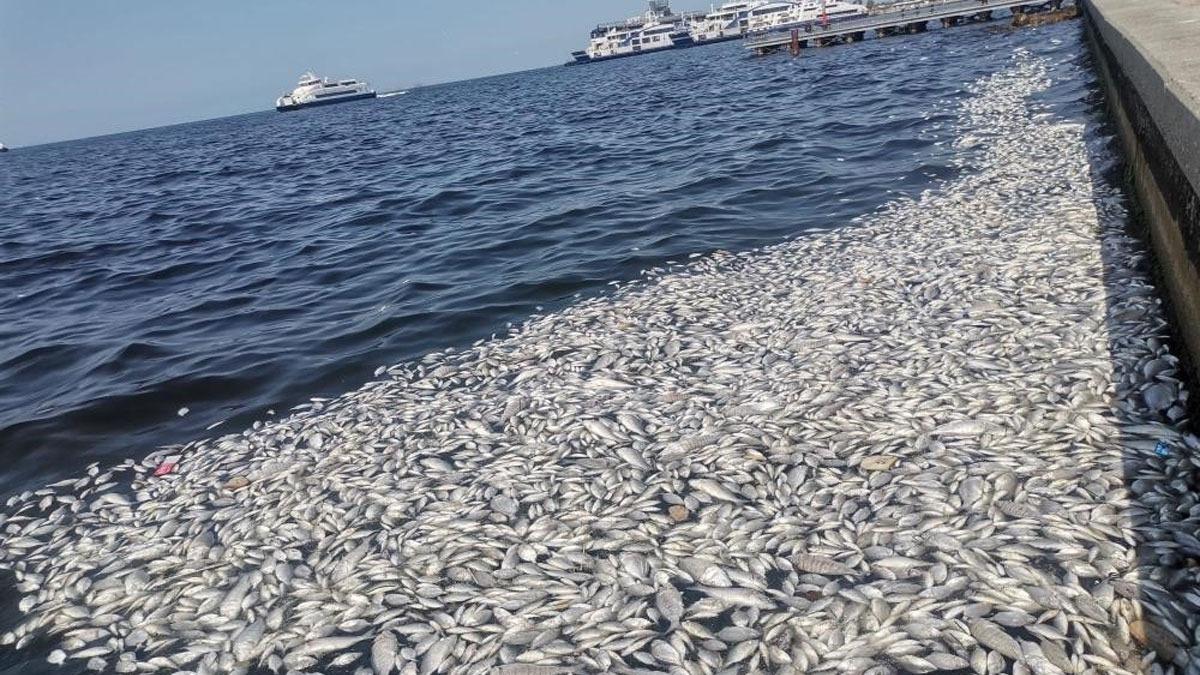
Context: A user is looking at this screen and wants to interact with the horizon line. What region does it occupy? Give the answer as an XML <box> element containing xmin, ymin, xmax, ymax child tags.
<box><xmin>4</xmin><ymin>61</ymin><xmax>560</xmax><ymax>151</ymax></box>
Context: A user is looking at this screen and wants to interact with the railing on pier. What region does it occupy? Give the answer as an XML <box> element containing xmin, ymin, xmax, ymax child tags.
<box><xmin>744</xmin><ymin>0</ymin><xmax>1055</xmax><ymax>49</ymax></box>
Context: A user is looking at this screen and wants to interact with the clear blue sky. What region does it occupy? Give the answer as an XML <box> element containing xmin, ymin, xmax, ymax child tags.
<box><xmin>0</xmin><ymin>0</ymin><xmax>654</xmax><ymax>147</ymax></box>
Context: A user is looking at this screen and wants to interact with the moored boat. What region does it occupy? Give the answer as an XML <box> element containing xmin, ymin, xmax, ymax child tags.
<box><xmin>746</xmin><ymin>0</ymin><xmax>869</xmax><ymax>33</ymax></box>
<box><xmin>568</xmin><ymin>1</ymin><xmax>701</xmax><ymax>65</ymax></box>
<box><xmin>689</xmin><ymin>1</ymin><xmax>769</xmax><ymax>43</ymax></box>
<box><xmin>275</xmin><ymin>72</ymin><xmax>377</xmax><ymax>112</ymax></box>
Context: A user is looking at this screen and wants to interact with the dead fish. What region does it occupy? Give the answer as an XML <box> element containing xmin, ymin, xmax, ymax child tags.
<box><xmin>970</xmin><ymin>619</ymin><xmax>1022</xmax><ymax>660</ymax></box>
<box><xmin>292</xmin><ymin>634</ymin><xmax>370</xmax><ymax>659</ymax></box>
<box><xmin>689</xmin><ymin>479</ymin><xmax>742</xmax><ymax>502</ymax></box>
<box><xmin>933</xmin><ymin>420</ymin><xmax>994</xmax><ymax>436</ymax></box>
<box><xmin>373</xmin><ymin>631</ymin><xmax>398</xmax><ymax>675</ymax></box>
<box><xmin>991</xmin><ymin>610</ymin><xmax>1035</xmax><ymax>627</ymax></box>
<box><xmin>616</xmin><ymin>446</ymin><xmax>651</xmax><ymax>471</ymax></box>
<box><xmin>492</xmin><ymin>666</ymin><xmax>576</xmax><ymax>675</ymax></box>
<box><xmin>655</xmin><ymin>586</ymin><xmax>684</xmax><ymax>627</ymax></box>
<box><xmin>219</xmin><ymin>575</ymin><xmax>253</xmax><ymax>619</ymax></box>
<box><xmin>660</xmin><ymin>434</ymin><xmax>722</xmax><ymax>461</ymax></box>
<box><xmin>231</xmin><ymin>619</ymin><xmax>264</xmax><ymax>661</ymax></box>
<box><xmin>696</xmin><ymin>586</ymin><xmax>775</xmax><ymax>609</ymax></box>
<box><xmin>792</xmin><ymin>554</ymin><xmax>858</xmax><ymax>577</ymax></box>
<box><xmin>421</xmin><ymin>636</ymin><xmax>456</xmax><ymax>675</ymax></box>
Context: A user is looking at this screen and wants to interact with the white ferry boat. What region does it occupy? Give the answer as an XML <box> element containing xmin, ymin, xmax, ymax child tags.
<box><xmin>689</xmin><ymin>1</ymin><xmax>769</xmax><ymax>43</ymax></box>
<box><xmin>746</xmin><ymin>0</ymin><xmax>868</xmax><ymax>32</ymax></box>
<box><xmin>569</xmin><ymin>1</ymin><xmax>699</xmax><ymax>65</ymax></box>
<box><xmin>275</xmin><ymin>72</ymin><xmax>377</xmax><ymax>112</ymax></box>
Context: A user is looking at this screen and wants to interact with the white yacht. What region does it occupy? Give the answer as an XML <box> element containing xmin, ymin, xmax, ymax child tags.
<box><xmin>0</xmin><ymin>143</ymin><xmax>8</xmax><ymax>153</ymax></box>
<box><xmin>569</xmin><ymin>1</ymin><xmax>698</xmax><ymax>64</ymax></box>
<box><xmin>689</xmin><ymin>1</ymin><xmax>769</xmax><ymax>43</ymax></box>
<box><xmin>746</xmin><ymin>0</ymin><xmax>868</xmax><ymax>32</ymax></box>
<box><xmin>275</xmin><ymin>72</ymin><xmax>376</xmax><ymax>112</ymax></box>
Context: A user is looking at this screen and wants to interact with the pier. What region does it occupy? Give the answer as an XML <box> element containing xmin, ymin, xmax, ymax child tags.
<box><xmin>745</xmin><ymin>0</ymin><xmax>1068</xmax><ymax>54</ymax></box>
<box><xmin>1085</xmin><ymin>0</ymin><xmax>1200</xmax><ymax>397</ymax></box>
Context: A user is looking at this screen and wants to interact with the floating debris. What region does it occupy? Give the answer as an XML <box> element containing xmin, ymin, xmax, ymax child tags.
<box><xmin>151</xmin><ymin>456</ymin><xmax>179</xmax><ymax>477</ymax></box>
<box><xmin>667</xmin><ymin>504</ymin><xmax>691</xmax><ymax>522</ymax></box>
<box><xmin>860</xmin><ymin>455</ymin><xmax>899</xmax><ymax>472</ymax></box>
<box><xmin>1011</xmin><ymin>4</ymin><xmax>1081</xmax><ymax>27</ymax></box>
<box><xmin>0</xmin><ymin>51</ymin><xmax>1197</xmax><ymax>674</ymax></box>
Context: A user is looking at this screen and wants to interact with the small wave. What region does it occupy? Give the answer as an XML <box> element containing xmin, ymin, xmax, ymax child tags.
<box><xmin>408</xmin><ymin>188</ymin><xmax>484</xmax><ymax>216</ymax></box>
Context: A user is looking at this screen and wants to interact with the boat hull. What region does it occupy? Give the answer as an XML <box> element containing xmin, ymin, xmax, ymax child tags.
<box><xmin>276</xmin><ymin>91</ymin><xmax>378</xmax><ymax>112</ymax></box>
<box><xmin>567</xmin><ymin>33</ymin><xmax>695</xmax><ymax>65</ymax></box>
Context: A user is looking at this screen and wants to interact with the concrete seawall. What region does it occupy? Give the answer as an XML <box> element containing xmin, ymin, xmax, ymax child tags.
<box><xmin>1084</xmin><ymin>0</ymin><xmax>1200</xmax><ymax>388</ymax></box>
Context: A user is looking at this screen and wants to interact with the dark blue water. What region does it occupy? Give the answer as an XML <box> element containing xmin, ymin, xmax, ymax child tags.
<box><xmin>0</xmin><ymin>23</ymin><xmax>1068</xmax><ymax>501</ymax></box>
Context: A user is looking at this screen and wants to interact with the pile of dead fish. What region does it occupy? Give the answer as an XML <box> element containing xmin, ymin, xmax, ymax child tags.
<box><xmin>2</xmin><ymin>50</ymin><xmax>1198</xmax><ymax>675</ymax></box>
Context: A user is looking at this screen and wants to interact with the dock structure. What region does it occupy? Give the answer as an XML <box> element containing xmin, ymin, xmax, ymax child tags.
<box><xmin>745</xmin><ymin>0</ymin><xmax>1064</xmax><ymax>54</ymax></box>
<box><xmin>1085</xmin><ymin>0</ymin><xmax>1200</xmax><ymax>407</ymax></box>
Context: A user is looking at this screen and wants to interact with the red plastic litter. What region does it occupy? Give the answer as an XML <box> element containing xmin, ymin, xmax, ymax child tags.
<box><xmin>153</xmin><ymin>462</ymin><xmax>177</xmax><ymax>477</ymax></box>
